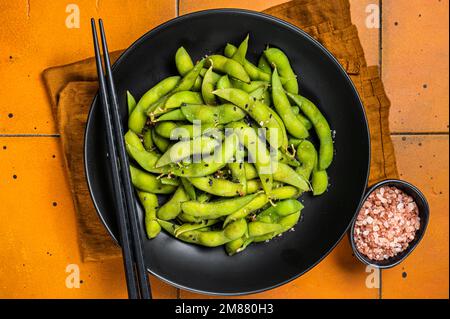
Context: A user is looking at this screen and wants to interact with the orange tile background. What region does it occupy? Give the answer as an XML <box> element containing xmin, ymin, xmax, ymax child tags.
<box><xmin>0</xmin><ymin>0</ymin><xmax>448</xmax><ymax>299</ymax></box>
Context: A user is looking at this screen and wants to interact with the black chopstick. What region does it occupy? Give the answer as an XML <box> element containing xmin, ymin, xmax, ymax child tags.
<box><xmin>91</xmin><ymin>18</ymin><xmax>151</xmax><ymax>299</ymax></box>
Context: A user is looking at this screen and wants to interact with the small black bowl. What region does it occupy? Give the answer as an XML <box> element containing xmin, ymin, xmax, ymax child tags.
<box><xmin>349</xmin><ymin>179</ymin><xmax>429</xmax><ymax>269</ymax></box>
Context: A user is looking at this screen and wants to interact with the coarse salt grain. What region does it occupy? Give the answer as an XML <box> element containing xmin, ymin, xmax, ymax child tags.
<box><xmin>353</xmin><ymin>186</ymin><xmax>420</xmax><ymax>261</ymax></box>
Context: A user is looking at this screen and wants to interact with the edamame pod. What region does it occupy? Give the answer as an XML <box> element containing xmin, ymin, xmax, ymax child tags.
<box><xmin>163</xmin><ymin>133</ymin><xmax>238</xmax><ymax>177</ymax></box>
<box><xmin>287</xmin><ymin>93</ymin><xmax>334</xmax><ymax>170</ymax></box>
<box><xmin>181</xmin><ymin>177</ymin><xmax>196</xmax><ymax>200</ymax></box>
<box><xmin>157</xmin><ymin>186</ymin><xmax>190</xmax><ymax>220</ymax></box>
<box><xmin>264</xmin><ymin>47</ymin><xmax>298</xmax><ymax>94</ymax></box>
<box><xmin>174</xmin><ymin>59</ymin><xmax>206</xmax><ymax>92</ymax></box>
<box><xmin>228</xmin><ymin>162</ymin><xmax>247</xmax><ymax>196</ymax></box>
<box><xmin>130</xmin><ymin>165</ymin><xmax>176</xmax><ymax>194</ymax></box>
<box><xmin>214</xmin><ymin>88</ymin><xmax>286</xmax><ymax>148</ymax></box>
<box><xmin>142</xmin><ymin>128</ymin><xmax>154</xmax><ymax>151</ymax></box>
<box><xmin>201</xmin><ymin>66</ymin><xmax>217</xmax><ymax>105</ymax></box>
<box><xmin>164</xmin><ymin>91</ymin><xmax>203</xmax><ymax>109</ymax></box>
<box><xmin>181</xmin><ymin>194</ymin><xmax>257</xmax><ymax>217</ymax></box>
<box><xmin>188</xmin><ymin>176</ymin><xmax>246</xmax><ymax>197</ymax></box>
<box><xmin>181</xmin><ymin>104</ymin><xmax>246</xmax><ymax>124</ymax></box>
<box><xmin>228</xmin><ymin>122</ymin><xmax>273</xmax><ymax>194</ymax></box>
<box><xmin>152</xmin><ymin>130</ymin><xmax>170</xmax><ymax>153</ymax></box>
<box><xmin>273</xmin><ymin>162</ymin><xmax>310</xmax><ymax>191</ymax></box>
<box><xmin>206</xmin><ymin>55</ymin><xmax>250</xmax><ymax>83</ymax></box>
<box><xmin>156</xmin><ymin>136</ymin><xmax>219</xmax><ymax>168</ymax></box>
<box><xmin>272</xmin><ymin>68</ymin><xmax>309</xmax><ymax>139</ymax></box>
<box><xmin>157</xmin><ymin>109</ymin><xmax>186</xmax><ymax>121</ymax></box>
<box><xmin>296</xmin><ymin>140</ymin><xmax>317</xmax><ymax>180</ymax></box>
<box><xmin>311</xmin><ymin>154</ymin><xmax>328</xmax><ymax>196</ymax></box>
<box><xmin>258</xmin><ymin>55</ymin><xmax>272</xmax><ymax>74</ymax></box>
<box><xmin>137</xmin><ymin>191</ymin><xmax>161</xmax><ymax>239</ymax></box>
<box><xmin>230</xmin><ymin>79</ymin><xmax>269</xmax><ymax>93</ymax></box>
<box><xmin>127</xmin><ymin>91</ymin><xmax>136</xmax><ymax>115</ymax></box>
<box><xmin>225</xmin><ymin>41</ymin><xmax>271</xmax><ymax>82</ymax></box>
<box><xmin>174</xmin><ymin>219</ymin><xmax>220</xmax><ymax>238</ymax></box>
<box><xmin>125</xmin><ymin>130</ymin><xmax>160</xmax><ymax>173</ymax></box>
<box><xmin>175</xmin><ymin>46</ymin><xmax>194</xmax><ymax>76</ymax></box>
<box><xmin>129</xmin><ymin>76</ymin><xmax>180</xmax><ymax>133</ymax></box>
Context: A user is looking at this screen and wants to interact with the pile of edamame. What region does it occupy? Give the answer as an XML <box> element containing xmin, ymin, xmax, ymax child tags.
<box><xmin>125</xmin><ymin>35</ymin><xmax>334</xmax><ymax>255</ymax></box>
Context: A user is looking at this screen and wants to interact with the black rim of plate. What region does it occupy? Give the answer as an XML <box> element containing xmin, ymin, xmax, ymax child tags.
<box><xmin>84</xmin><ymin>8</ymin><xmax>371</xmax><ymax>296</ymax></box>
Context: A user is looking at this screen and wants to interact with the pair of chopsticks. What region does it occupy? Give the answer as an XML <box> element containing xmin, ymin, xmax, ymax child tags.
<box><xmin>91</xmin><ymin>18</ymin><xmax>151</xmax><ymax>299</ymax></box>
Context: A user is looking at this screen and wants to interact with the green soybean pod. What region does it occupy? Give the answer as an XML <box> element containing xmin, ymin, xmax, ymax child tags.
<box><xmin>152</xmin><ymin>130</ymin><xmax>170</xmax><ymax>153</ymax></box>
<box><xmin>206</xmin><ymin>55</ymin><xmax>250</xmax><ymax>83</ymax></box>
<box><xmin>156</xmin><ymin>109</ymin><xmax>186</xmax><ymax>121</ymax></box>
<box><xmin>137</xmin><ymin>191</ymin><xmax>161</xmax><ymax>239</ymax></box>
<box><xmin>192</xmin><ymin>76</ymin><xmax>203</xmax><ymax>92</ymax></box>
<box><xmin>273</xmin><ymin>162</ymin><xmax>310</xmax><ymax>191</ymax></box>
<box><xmin>124</xmin><ymin>130</ymin><xmax>160</xmax><ymax>173</ymax></box>
<box><xmin>188</xmin><ymin>177</ymin><xmax>245</xmax><ymax>197</ymax></box>
<box><xmin>142</xmin><ymin>128</ymin><xmax>154</xmax><ymax>151</ymax></box>
<box><xmin>181</xmin><ymin>104</ymin><xmax>246</xmax><ymax>124</ymax></box>
<box><xmin>217</xmin><ymin>75</ymin><xmax>232</xmax><ymax>90</ymax></box>
<box><xmin>225</xmin><ymin>42</ymin><xmax>271</xmax><ymax>82</ymax></box>
<box><xmin>181</xmin><ymin>177</ymin><xmax>196</xmax><ymax>200</ymax></box>
<box><xmin>288</xmin><ymin>137</ymin><xmax>304</xmax><ymax>148</ymax></box>
<box><xmin>174</xmin><ymin>219</ymin><xmax>220</xmax><ymax>238</ymax></box>
<box><xmin>129</xmin><ymin>76</ymin><xmax>180</xmax><ymax>133</ymax></box>
<box><xmin>230</xmin><ymin>79</ymin><xmax>269</xmax><ymax>93</ymax></box>
<box><xmin>164</xmin><ymin>91</ymin><xmax>203</xmax><ymax>109</ymax></box>
<box><xmin>223</xmin><ymin>193</ymin><xmax>268</xmax><ymax>227</ymax></box>
<box><xmin>264</xmin><ymin>47</ymin><xmax>298</xmax><ymax>94</ymax></box>
<box><xmin>213</xmin><ymin>89</ymin><xmax>287</xmax><ymax>148</ymax></box>
<box><xmin>231</xmin><ymin>34</ymin><xmax>249</xmax><ymax>64</ymax></box>
<box><xmin>258</xmin><ymin>55</ymin><xmax>272</xmax><ymax>74</ymax></box>
<box><xmin>228</xmin><ymin>162</ymin><xmax>247</xmax><ymax>196</ymax></box>
<box><xmin>257</xmin><ymin>199</ymin><xmax>303</xmax><ymax>223</ymax></box>
<box><xmin>287</xmin><ymin>93</ymin><xmax>334</xmax><ymax>170</ymax></box>
<box><xmin>155</xmin><ymin>136</ymin><xmax>219</xmax><ymax>168</ymax></box>
<box><xmin>228</xmin><ymin>122</ymin><xmax>273</xmax><ymax>194</ymax></box>
<box><xmin>157</xmin><ymin>186</ymin><xmax>190</xmax><ymax>220</ymax></box>
<box><xmin>181</xmin><ymin>194</ymin><xmax>257</xmax><ymax>217</ymax></box>
<box><xmin>201</xmin><ymin>66</ymin><xmax>217</xmax><ymax>105</ymax></box>
<box><xmin>272</xmin><ymin>68</ymin><xmax>309</xmax><ymax>139</ymax></box>
<box><xmin>253</xmin><ymin>211</ymin><xmax>301</xmax><ymax>242</ymax></box>
<box><xmin>175</xmin><ymin>46</ymin><xmax>194</xmax><ymax>76</ymax></box>
<box><xmin>130</xmin><ymin>165</ymin><xmax>176</xmax><ymax>194</ymax></box>
<box><xmin>225</xmin><ymin>237</ymin><xmax>247</xmax><ymax>256</ymax></box>
<box><xmin>164</xmin><ymin>133</ymin><xmax>238</xmax><ymax>178</ymax></box>
<box><xmin>154</xmin><ymin>121</ymin><xmax>178</xmax><ymax>139</ymax></box>
<box><xmin>312</xmin><ymin>165</ymin><xmax>329</xmax><ymax>196</ymax></box>
<box><xmin>248</xmin><ymin>221</ymin><xmax>283</xmax><ymax>237</ymax></box>
<box><xmin>127</xmin><ymin>91</ymin><xmax>136</xmax><ymax>115</ymax></box>
<box><xmin>296</xmin><ymin>140</ymin><xmax>317</xmax><ymax>180</ymax></box>
<box><xmin>173</xmin><ymin>59</ymin><xmax>206</xmax><ymax>93</ymax></box>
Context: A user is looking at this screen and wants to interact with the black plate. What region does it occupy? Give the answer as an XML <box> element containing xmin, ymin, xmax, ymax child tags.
<box><xmin>84</xmin><ymin>9</ymin><xmax>370</xmax><ymax>295</ymax></box>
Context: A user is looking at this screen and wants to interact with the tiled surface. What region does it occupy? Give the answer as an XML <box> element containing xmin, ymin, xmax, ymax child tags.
<box><xmin>382</xmin><ymin>135</ymin><xmax>449</xmax><ymax>299</ymax></box>
<box><xmin>0</xmin><ymin>137</ymin><xmax>177</xmax><ymax>298</ymax></box>
<box><xmin>382</xmin><ymin>0</ymin><xmax>449</xmax><ymax>133</ymax></box>
<box><xmin>0</xmin><ymin>0</ymin><xmax>448</xmax><ymax>299</ymax></box>
<box><xmin>0</xmin><ymin>0</ymin><xmax>176</xmax><ymax>134</ymax></box>
<box><xmin>180</xmin><ymin>240</ymin><xmax>379</xmax><ymax>299</ymax></box>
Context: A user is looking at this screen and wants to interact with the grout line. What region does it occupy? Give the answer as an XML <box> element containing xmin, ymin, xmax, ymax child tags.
<box><xmin>0</xmin><ymin>134</ymin><xmax>60</xmax><ymax>138</ymax></box>
<box><xmin>175</xmin><ymin>0</ymin><xmax>180</xmax><ymax>17</ymax></box>
<box><xmin>391</xmin><ymin>132</ymin><xmax>449</xmax><ymax>136</ymax></box>
<box><xmin>379</xmin><ymin>0</ymin><xmax>383</xmax><ymax>75</ymax></box>
<box><xmin>379</xmin><ymin>269</ymin><xmax>383</xmax><ymax>299</ymax></box>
